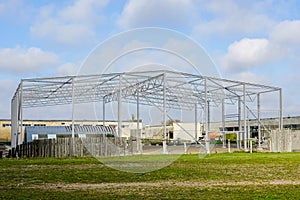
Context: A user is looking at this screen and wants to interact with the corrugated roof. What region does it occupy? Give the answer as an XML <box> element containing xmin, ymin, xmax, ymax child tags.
<box><xmin>24</xmin><ymin>125</ymin><xmax>116</xmax><ymax>142</ymax></box>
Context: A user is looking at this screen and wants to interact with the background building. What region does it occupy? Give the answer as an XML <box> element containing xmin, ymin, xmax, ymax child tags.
<box><xmin>24</xmin><ymin>125</ymin><xmax>116</xmax><ymax>143</ymax></box>
<box><xmin>2</xmin><ymin>116</ymin><xmax>300</xmax><ymax>152</ymax></box>
<box><xmin>0</xmin><ymin>119</ymin><xmax>141</xmax><ymax>143</ymax></box>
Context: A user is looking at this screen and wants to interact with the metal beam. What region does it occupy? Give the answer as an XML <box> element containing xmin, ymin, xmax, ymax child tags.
<box><xmin>222</xmin><ymin>98</ymin><xmax>226</xmax><ymax>148</ymax></box>
<box><xmin>71</xmin><ymin>78</ymin><xmax>75</xmax><ymax>139</ymax></box>
<box><xmin>163</xmin><ymin>73</ymin><xmax>168</xmax><ymax>154</ymax></box>
<box><xmin>257</xmin><ymin>93</ymin><xmax>261</xmax><ymax>149</ymax></box>
<box><xmin>195</xmin><ymin>103</ymin><xmax>198</xmax><ymax>142</ymax></box>
<box><xmin>102</xmin><ymin>97</ymin><xmax>105</xmax><ymax>126</ymax></box>
<box><xmin>17</xmin><ymin>70</ymin><xmax>281</xmax><ymax>110</ymax></box>
<box><xmin>137</xmin><ymin>90</ymin><xmax>141</xmax><ymax>153</ymax></box>
<box><xmin>118</xmin><ymin>76</ymin><xmax>122</xmax><ymax>137</ymax></box>
<box><xmin>205</xmin><ymin>78</ymin><xmax>210</xmax><ymax>154</ymax></box>
<box><xmin>243</xmin><ymin>84</ymin><xmax>247</xmax><ymax>151</ymax></box>
<box><xmin>279</xmin><ymin>89</ymin><xmax>283</xmax><ymax>130</ymax></box>
<box><xmin>238</xmin><ymin>96</ymin><xmax>241</xmax><ymax>149</ymax></box>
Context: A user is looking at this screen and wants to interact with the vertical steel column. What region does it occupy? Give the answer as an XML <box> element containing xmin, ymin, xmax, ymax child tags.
<box><xmin>279</xmin><ymin>89</ymin><xmax>283</xmax><ymax>130</ymax></box>
<box><xmin>19</xmin><ymin>81</ymin><xmax>23</xmax><ymax>146</ymax></box>
<box><xmin>71</xmin><ymin>78</ymin><xmax>75</xmax><ymax>139</ymax></box>
<box><xmin>257</xmin><ymin>93</ymin><xmax>261</xmax><ymax>149</ymax></box>
<box><xmin>205</xmin><ymin>78</ymin><xmax>210</xmax><ymax>154</ymax></box>
<box><xmin>247</xmin><ymin>110</ymin><xmax>250</xmax><ymax>149</ymax></box>
<box><xmin>102</xmin><ymin>97</ymin><xmax>105</xmax><ymax>126</ymax></box>
<box><xmin>71</xmin><ymin>78</ymin><xmax>77</xmax><ymax>156</ymax></box>
<box><xmin>222</xmin><ymin>98</ymin><xmax>226</xmax><ymax>148</ymax></box>
<box><xmin>243</xmin><ymin>84</ymin><xmax>247</xmax><ymax>151</ymax></box>
<box><xmin>11</xmin><ymin>87</ymin><xmax>19</xmax><ymax>148</ymax></box>
<box><xmin>208</xmin><ymin>101</ymin><xmax>210</xmax><ymax>137</ymax></box>
<box><xmin>137</xmin><ymin>90</ymin><xmax>141</xmax><ymax>153</ymax></box>
<box><xmin>118</xmin><ymin>76</ymin><xmax>122</xmax><ymax>137</ymax></box>
<box><xmin>195</xmin><ymin>103</ymin><xmax>198</xmax><ymax>142</ymax></box>
<box><xmin>163</xmin><ymin>73</ymin><xmax>168</xmax><ymax>154</ymax></box>
<box><xmin>238</xmin><ymin>96</ymin><xmax>241</xmax><ymax>149</ymax></box>
<box><xmin>11</xmin><ymin>97</ymin><xmax>15</xmax><ymax>148</ymax></box>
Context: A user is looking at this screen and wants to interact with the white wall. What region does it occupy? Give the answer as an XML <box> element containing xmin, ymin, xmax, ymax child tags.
<box><xmin>173</xmin><ymin>122</ymin><xmax>202</xmax><ymax>142</ymax></box>
<box><xmin>291</xmin><ymin>130</ymin><xmax>300</xmax><ymax>151</ymax></box>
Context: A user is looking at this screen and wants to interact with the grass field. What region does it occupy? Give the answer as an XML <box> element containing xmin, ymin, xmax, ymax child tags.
<box><xmin>0</xmin><ymin>153</ymin><xmax>299</xmax><ymax>199</ymax></box>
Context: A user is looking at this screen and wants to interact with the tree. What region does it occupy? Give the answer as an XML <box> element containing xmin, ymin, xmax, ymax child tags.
<box><xmin>166</xmin><ymin>119</ymin><xmax>181</xmax><ymax>126</ymax></box>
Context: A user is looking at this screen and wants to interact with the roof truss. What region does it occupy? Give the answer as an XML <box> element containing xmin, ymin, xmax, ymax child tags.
<box><xmin>14</xmin><ymin>70</ymin><xmax>281</xmax><ymax>110</ymax></box>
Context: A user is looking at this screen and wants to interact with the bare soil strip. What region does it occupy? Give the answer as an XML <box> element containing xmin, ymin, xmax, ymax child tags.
<box><xmin>26</xmin><ymin>180</ymin><xmax>300</xmax><ymax>190</ymax></box>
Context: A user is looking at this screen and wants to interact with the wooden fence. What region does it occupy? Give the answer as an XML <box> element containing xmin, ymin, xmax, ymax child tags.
<box><xmin>11</xmin><ymin>136</ymin><xmax>138</xmax><ymax>158</ymax></box>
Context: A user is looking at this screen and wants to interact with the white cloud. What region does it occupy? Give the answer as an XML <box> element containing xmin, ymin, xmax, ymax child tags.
<box><xmin>30</xmin><ymin>0</ymin><xmax>108</xmax><ymax>46</ymax></box>
<box><xmin>270</xmin><ymin>20</ymin><xmax>300</xmax><ymax>46</ymax></box>
<box><xmin>220</xmin><ymin>19</ymin><xmax>300</xmax><ymax>73</ymax></box>
<box><xmin>0</xmin><ymin>0</ymin><xmax>19</xmax><ymax>15</ymax></box>
<box><xmin>221</xmin><ymin>38</ymin><xmax>276</xmax><ymax>71</ymax></box>
<box><xmin>118</xmin><ymin>0</ymin><xmax>195</xmax><ymax>29</ymax></box>
<box><xmin>31</xmin><ymin>19</ymin><xmax>95</xmax><ymax>46</ymax></box>
<box><xmin>226</xmin><ymin>71</ymin><xmax>271</xmax><ymax>85</ymax></box>
<box><xmin>56</xmin><ymin>62</ymin><xmax>79</xmax><ymax>76</ymax></box>
<box><xmin>59</xmin><ymin>0</ymin><xmax>107</xmax><ymax>23</ymax></box>
<box><xmin>0</xmin><ymin>46</ymin><xmax>58</xmax><ymax>73</ymax></box>
<box><xmin>193</xmin><ymin>0</ymin><xmax>275</xmax><ymax>39</ymax></box>
<box><xmin>0</xmin><ymin>0</ymin><xmax>30</xmax><ymax>22</ymax></box>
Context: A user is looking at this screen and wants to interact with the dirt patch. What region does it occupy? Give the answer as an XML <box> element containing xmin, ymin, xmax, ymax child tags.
<box><xmin>28</xmin><ymin>180</ymin><xmax>300</xmax><ymax>191</ymax></box>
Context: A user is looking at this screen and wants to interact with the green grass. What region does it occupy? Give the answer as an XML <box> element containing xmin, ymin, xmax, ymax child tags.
<box><xmin>0</xmin><ymin>153</ymin><xmax>299</xmax><ymax>199</ymax></box>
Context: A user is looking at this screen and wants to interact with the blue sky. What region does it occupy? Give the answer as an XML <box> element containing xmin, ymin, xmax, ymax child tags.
<box><xmin>1</xmin><ymin>0</ymin><xmax>300</xmax><ymax>121</ymax></box>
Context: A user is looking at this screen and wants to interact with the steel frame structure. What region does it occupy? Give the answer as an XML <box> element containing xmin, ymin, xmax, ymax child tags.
<box><xmin>11</xmin><ymin>70</ymin><xmax>283</xmax><ymax>153</ymax></box>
